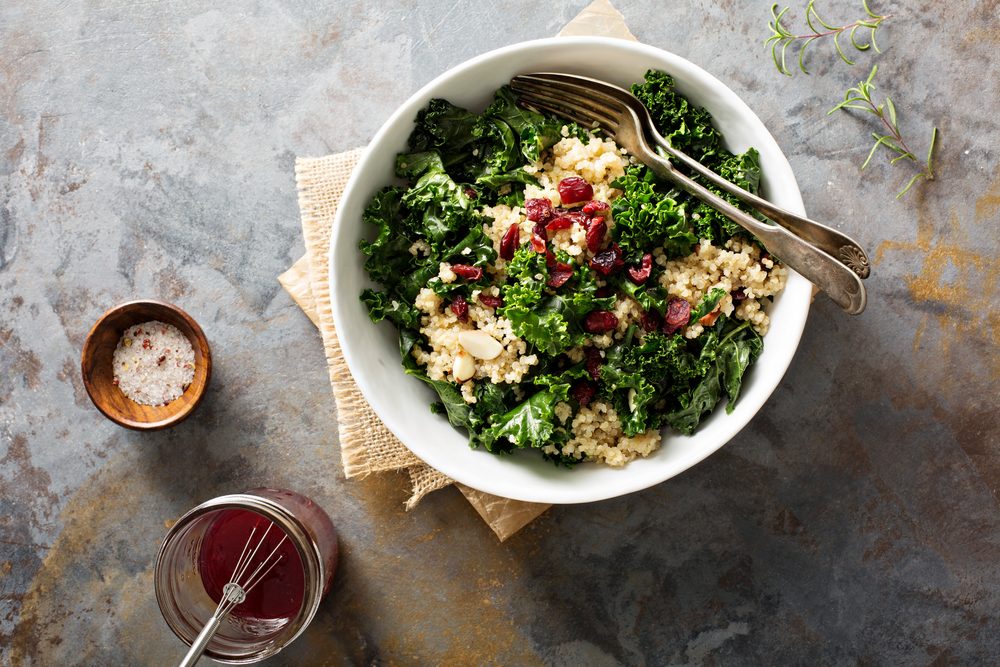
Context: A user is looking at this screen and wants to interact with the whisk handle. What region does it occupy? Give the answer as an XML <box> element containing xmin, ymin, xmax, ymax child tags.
<box><xmin>178</xmin><ymin>612</ymin><xmax>223</xmax><ymax>667</ymax></box>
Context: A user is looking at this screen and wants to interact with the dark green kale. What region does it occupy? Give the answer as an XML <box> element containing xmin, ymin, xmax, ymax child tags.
<box><xmin>485</xmin><ymin>86</ymin><xmax>565</xmax><ymax>162</ymax></box>
<box><xmin>664</xmin><ymin>318</ymin><xmax>763</xmax><ymax>433</ymax></box>
<box><xmin>478</xmin><ymin>383</ymin><xmax>570</xmax><ymax>453</ymax></box>
<box><xmin>358</xmin><ymin>187</ymin><xmax>419</xmax><ymax>287</ymax></box>
<box><xmin>402</xmin><ymin>354</ymin><xmax>475</xmax><ymax>432</ymax></box>
<box><xmin>395</xmin><ymin>152</ymin><xmax>479</xmax><ymax>248</ymax></box>
<box><xmin>692</xmin><ymin>148</ymin><xmax>763</xmax><ymax>242</ymax></box>
<box><xmin>498</xmin><ymin>247</ymin><xmax>614</xmax><ymax>356</ymax></box>
<box><xmin>360</xmin><ymin>289</ymin><xmax>422</xmax><ymax>330</ymax></box>
<box><xmin>406</xmin><ymin>99</ymin><xmax>482</xmax><ymax>168</ymax></box>
<box><xmin>631</xmin><ymin>69</ymin><xmax>724</xmax><ymax>168</ymax></box>
<box><xmin>610</xmin><ymin>165</ymin><xmax>696</xmax><ymax>262</ymax></box>
<box><xmin>497</xmin><ymin>247</ymin><xmax>571</xmax><ymax>355</ymax></box>
<box><xmin>689</xmin><ymin>287</ymin><xmax>727</xmax><ymax>322</ymax></box>
<box><xmin>629</xmin><ymin>69</ymin><xmax>765</xmax><ymax>247</ymax></box>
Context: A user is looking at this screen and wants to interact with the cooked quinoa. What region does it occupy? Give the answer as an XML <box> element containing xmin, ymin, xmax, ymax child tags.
<box><xmin>359</xmin><ymin>73</ymin><xmax>788</xmax><ymax>468</ymax></box>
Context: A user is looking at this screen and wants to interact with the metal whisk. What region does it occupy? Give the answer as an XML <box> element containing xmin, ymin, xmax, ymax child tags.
<box><xmin>178</xmin><ymin>522</ymin><xmax>287</xmax><ymax>667</ymax></box>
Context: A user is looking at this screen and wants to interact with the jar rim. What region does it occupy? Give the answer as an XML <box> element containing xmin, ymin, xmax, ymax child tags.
<box><xmin>154</xmin><ymin>493</ymin><xmax>326</xmax><ymax>663</ymax></box>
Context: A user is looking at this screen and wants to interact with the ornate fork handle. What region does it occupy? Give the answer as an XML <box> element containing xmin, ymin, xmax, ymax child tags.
<box><xmin>650</xmin><ymin>139</ymin><xmax>871</xmax><ymax>279</ymax></box>
<box><xmin>638</xmin><ymin>143</ymin><xmax>867</xmax><ymax>314</ymax></box>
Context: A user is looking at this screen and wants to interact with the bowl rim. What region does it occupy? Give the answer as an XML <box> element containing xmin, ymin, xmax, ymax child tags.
<box><xmin>329</xmin><ymin>36</ymin><xmax>811</xmax><ymax>503</ymax></box>
<box><xmin>80</xmin><ymin>298</ymin><xmax>212</xmax><ymax>431</ymax></box>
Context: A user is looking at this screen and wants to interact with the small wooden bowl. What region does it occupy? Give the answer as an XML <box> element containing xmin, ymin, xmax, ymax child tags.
<box><xmin>81</xmin><ymin>300</ymin><xmax>212</xmax><ymax>430</ymax></box>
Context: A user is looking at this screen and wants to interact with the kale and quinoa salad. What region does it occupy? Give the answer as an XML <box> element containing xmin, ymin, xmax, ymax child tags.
<box><xmin>359</xmin><ymin>70</ymin><xmax>787</xmax><ymax>467</ymax></box>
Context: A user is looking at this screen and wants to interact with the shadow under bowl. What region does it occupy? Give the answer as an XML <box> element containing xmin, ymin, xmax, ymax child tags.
<box><xmin>81</xmin><ymin>299</ymin><xmax>212</xmax><ymax>430</ymax></box>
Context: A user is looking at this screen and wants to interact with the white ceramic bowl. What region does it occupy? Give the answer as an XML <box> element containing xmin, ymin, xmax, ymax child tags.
<box><xmin>329</xmin><ymin>37</ymin><xmax>811</xmax><ymax>504</ymax></box>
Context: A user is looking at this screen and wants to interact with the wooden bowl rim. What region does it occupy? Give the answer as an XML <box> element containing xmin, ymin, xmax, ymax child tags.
<box><xmin>80</xmin><ymin>299</ymin><xmax>212</xmax><ymax>430</ymax></box>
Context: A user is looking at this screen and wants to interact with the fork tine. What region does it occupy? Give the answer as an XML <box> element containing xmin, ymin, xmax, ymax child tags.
<box><xmin>511</xmin><ymin>80</ymin><xmax>622</xmax><ymax>134</ymax></box>
<box><xmin>516</xmin><ymin>93</ymin><xmax>617</xmax><ymax>136</ymax></box>
<box><xmin>513</xmin><ymin>74</ymin><xmax>632</xmax><ymax>119</ymax></box>
<box><xmin>512</xmin><ymin>76</ymin><xmax>625</xmax><ymax>120</ymax></box>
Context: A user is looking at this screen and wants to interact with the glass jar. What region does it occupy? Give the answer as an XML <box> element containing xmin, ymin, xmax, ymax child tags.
<box><xmin>154</xmin><ymin>488</ymin><xmax>338</xmax><ymax>663</ymax></box>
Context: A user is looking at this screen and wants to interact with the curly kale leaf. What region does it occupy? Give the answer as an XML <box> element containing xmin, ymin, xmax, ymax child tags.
<box><xmin>692</xmin><ymin>148</ymin><xmax>763</xmax><ymax>242</ymax></box>
<box><xmin>690</xmin><ymin>287</ymin><xmax>727</xmax><ymax>322</ymax></box>
<box><xmin>611</xmin><ymin>166</ymin><xmax>697</xmax><ymax>262</ymax></box>
<box><xmin>485</xmin><ymin>86</ymin><xmax>565</xmax><ymax>162</ymax></box>
<box><xmin>631</xmin><ymin>69</ymin><xmax>724</xmax><ymax>167</ymax></box>
<box><xmin>360</xmin><ymin>289</ymin><xmax>422</xmax><ymax>330</ymax></box>
<box><xmin>498</xmin><ymin>249</ymin><xmax>613</xmax><ymax>356</ymax></box>
<box><xmin>665</xmin><ymin>318</ymin><xmax>762</xmax><ymax>433</ymax></box>
<box><xmin>406</xmin><ymin>99</ymin><xmax>483</xmax><ymax>167</ymax></box>
<box><xmin>395</xmin><ymin>152</ymin><xmax>479</xmax><ymax>247</ymax></box>
<box><xmin>616</xmin><ymin>275</ymin><xmax>668</xmax><ymax>315</ymax></box>
<box><xmin>479</xmin><ymin>384</ymin><xmax>570</xmax><ymax>453</ymax></box>
<box><xmin>358</xmin><ymin>187</ymin><xmax>419</xmax><ymax>287</ymax></box>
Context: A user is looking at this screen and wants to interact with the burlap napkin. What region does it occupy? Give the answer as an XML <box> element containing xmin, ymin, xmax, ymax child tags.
<box><xmin>278</xmin><ymin>0</ymin><xmax>636</xmax><ymax>541</ymax></box>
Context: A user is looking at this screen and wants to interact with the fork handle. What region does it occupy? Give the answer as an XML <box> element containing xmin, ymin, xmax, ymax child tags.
<box><xmin>648</xmin><ymin>139</ymin><xmax>871</xmax><ymax>279</ymax></box>
<box><xmin>639</xmin><ymin>147</ymin><xmax>867</xmax><ymax>314</ymax></box>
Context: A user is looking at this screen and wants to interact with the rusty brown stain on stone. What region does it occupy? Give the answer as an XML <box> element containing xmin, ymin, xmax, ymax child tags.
<box><xmin>153</xmin><ymin>266</ymin><xmax>191</xmax><ymax>301</ymax></box>
<box><xmin>8</xmin><ymin>448</ymin><xmax>165</xmax><ymax>665</ymax></box>
<box><xmin>48</xmin><ymin>286</ymin><xmax>95</xmax><ymax>350</ymax></box>
<box><xmin>56</xmin><ymin>358</ymin><xmax>90</xmax><ymax>409</ymax></box>
<box><xmin>0</xmin><ymin>328</ymin><xmax>43</xmax><ymax>394</ymax></box>
<box><xmin>875</xmin><ymin>180</ymin><xmax>1000</xmax><ymax>379</ymax></box>
<box><xmin>315</xmin><ymin>474</ymin><xmax>543</xmax><ymax>664</ymax></box>
<box><xmin>6</xmin><ymin>137</ymin><xmax>25</xmax><ymax>163</ymax></box>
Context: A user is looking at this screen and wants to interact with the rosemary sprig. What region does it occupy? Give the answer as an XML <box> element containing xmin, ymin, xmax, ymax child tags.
<box><xmin>767</xmin><ymin>0</ymin><xmax>891</xmax><ymax>76</ymax></box>
<box><xmin>828</xmin><ymin>65</ymin><xmax>938</xmax><ymax>198</ymax></box>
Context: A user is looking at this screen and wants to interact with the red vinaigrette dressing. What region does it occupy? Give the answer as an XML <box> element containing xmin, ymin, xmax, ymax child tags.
<box><xmin>198</xmin><ymin>508</ymin><xmax>305</xmax><ymax>620</ymax></box>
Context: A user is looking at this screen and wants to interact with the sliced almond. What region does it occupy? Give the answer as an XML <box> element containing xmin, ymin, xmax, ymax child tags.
<box><xmin>627</xmin><ymin>388</ymin><xmax>637</xmax><ymax>413</ymax></box>
<box><xmin>452</xmin><ymin>350</ymin><xmax>476</xmax><ymax>382</ymax></box>
<box><xmin>458</xmin><ymin>330</ymin><xmax>504</xmax><ymax>360</ymax></box>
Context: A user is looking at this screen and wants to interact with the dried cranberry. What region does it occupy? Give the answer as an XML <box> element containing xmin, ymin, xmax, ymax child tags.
<box><xmin>589</xmin><ymin>243</ymin><xmax>624</xmax><ymax>276</ymax></box>
<box><xmin>663</xmin><ymin>297</ymin><xmax>691</xmax><ymax>335</ymax></box>
<box><xmin>583</xmin><ymin>310</ymin><xmax>619</xmax><ymax>334</ymax></box>
<box><xmin>546</xmin><ymin>262</ymin><xmax>574</xmax><ymax>288</ymax></box>
<box><xmin>478</xmin><ymin>294</ymin><xmax>503</xmax><ymax>309</ymax></box>
<box><xmin>571</xmin><ymin>380</ymin><xmax>597</xmax><ymax>406</ymax></box>
<box><xmin>500</xmin><ymin>223</ymin><xmax>520</xmax><ymax>260</ymax></box>
<box><xmin>525</xmin><ymin>197</ymin><xmax>554</xmax><ymax>223</ymax></box>
<box><xmin>558</xmin><ymin>176</ymin><xmax>593</xmax><ymax>205</ymax></box>
<box><xmin>545</xmin><ymin>217</ymin><xmax>572</xmax><ymax>233</ymax></box>
<box><xmin>545</xmin><ymin>247</ymin><xmax>557</xmax><ymax>268</ymax></box>
<box><xmin>582</xmin><ymin>200</ymin><xmax>610</xmax><ymax>217</ymax></box>
<box><xmin>585</xmin><ymin>218</ymin><xmax>607</xmax><ymax>252</ymax></box>
<box><xmin>584</xmin><ymin>346</ymin><xmax>603</xmax><ymax>380</ymax></box>
<box><xmin>530</xmin><ymin>233</ymin><xmax>547</xmax><ymax>254</ymax></box>
<box><xmin>464</xmin><ymin>187</ymin><xmax>478</xmax><ymax>199</ymax></box>
<box><xmin>595</xmin><ymin>286</ymin><xmax>615</xmax><ymax>299</ymax></box>
<box><xmin>641</xmin><ymin>309</ymin><xmax>662</xmax><ymax>331</ymax></box>
<box><xmin>450</xmin><ymin>295</ymin><xmax>469</xmax><ymax>322</ymax></box>
<box><xmin>451</xmin><ymin>264</ymin><xmax>483</xmax><ymax>281</ymax></box>
<box><xmin>532</xmin><ymin>220</ymin><xmax>548</xmax><ymax>240</ymax></box>
<box><xmin>627</xmin><ymin>253</ymin><xmax>653</xmax><ymax>285</ymax></box>
<box><xmin>731</xmin><ymin>287</ymin><xmax>748</xmax><ymax>303</ymax></box>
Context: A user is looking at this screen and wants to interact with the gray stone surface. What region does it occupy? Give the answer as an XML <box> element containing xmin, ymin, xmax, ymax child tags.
<box><xmin>2</xmin><ymin>0</ymin><xmax>999</xmax><ymax>664</ymax></box>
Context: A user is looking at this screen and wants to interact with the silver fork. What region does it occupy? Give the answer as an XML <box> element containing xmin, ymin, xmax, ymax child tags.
<box><xmin>510</xmin><ymin>73</ymin><xmax>868</xmax><ymax>315</ymax></box>
<box><xmin>515</xmin><ymin>72</ymin><xmax>872</xmax><ymax>281</ymax></box>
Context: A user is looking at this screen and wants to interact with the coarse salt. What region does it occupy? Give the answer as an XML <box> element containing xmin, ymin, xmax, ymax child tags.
<box><xmin>112</xmin><ymin>320</ymin><xmax>195</xmax><ymax>405</ymax></box>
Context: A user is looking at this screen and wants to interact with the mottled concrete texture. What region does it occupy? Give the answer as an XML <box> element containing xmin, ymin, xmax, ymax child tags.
<box><xmin>2</xmin><ymin>0</ymin><xmax>999</xmax><ymax>664</ymax></box>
